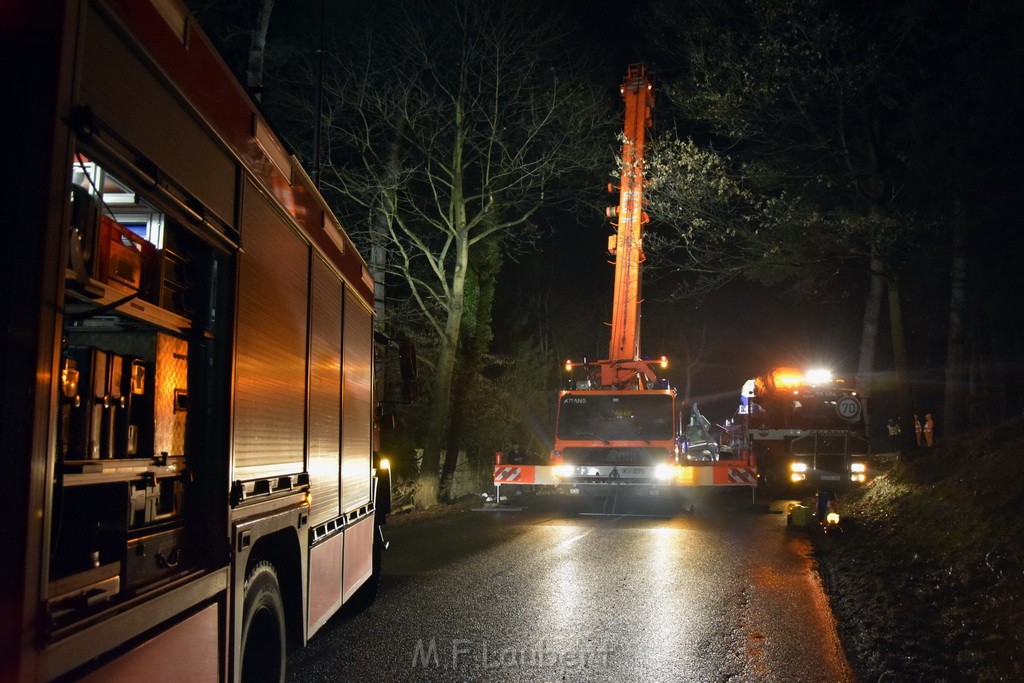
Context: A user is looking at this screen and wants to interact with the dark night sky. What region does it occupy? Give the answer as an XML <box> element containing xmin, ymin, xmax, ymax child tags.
<box><xmin>239</xmin><ymin>0</ymin><xmax>1024</xmax><ymax>434</ymax></box>
<box><xmin>491</xmin><ymin>0</ymin><xmax>872</xmax><ymax>425</ymax></box>
<box><xmin>490</xmin><ymin>0</ymin><xmax>1024</xmax><ymax>437</ymax></box>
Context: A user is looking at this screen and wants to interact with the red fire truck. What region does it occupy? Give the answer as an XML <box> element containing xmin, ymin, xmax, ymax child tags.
<box><xmin>724</xmin><ymin>367</ymin><xmax>869</xmax><ymax>491</ymax></box>
<box><xmin>2</xmin><ymin>1</ymin><xmax>404</xmax><ymax>680</ymax></box>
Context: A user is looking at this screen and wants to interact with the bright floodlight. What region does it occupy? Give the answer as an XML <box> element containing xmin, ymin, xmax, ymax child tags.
<box><xmin>805</xmin><ymin>368</ymin><xmax>832</xmax><ymax>384</ymax></box>
<box><xmin>742</xmin><ymin>379</ymin><xmax>756</xmax><ymax>397</ymax></box>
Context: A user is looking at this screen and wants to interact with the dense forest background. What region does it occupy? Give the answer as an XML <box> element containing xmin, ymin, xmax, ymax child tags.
<box><xmin>187</xmin><ymin>0</ymin><xmax>1024</xmax><ymax>506</ymax></box>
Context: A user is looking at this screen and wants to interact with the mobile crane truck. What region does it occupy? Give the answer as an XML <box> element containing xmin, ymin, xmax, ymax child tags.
<box><xmin>491</xmin><ymin>66</ymin><xmax>758</xmax><ymax>511</ymax></box>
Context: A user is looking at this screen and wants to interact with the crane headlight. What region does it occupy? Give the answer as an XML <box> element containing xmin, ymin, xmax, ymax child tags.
<box><xmin>654</xmin><ymin>463</ymin><xmax>675</xmax><ymax>481</ymax></box>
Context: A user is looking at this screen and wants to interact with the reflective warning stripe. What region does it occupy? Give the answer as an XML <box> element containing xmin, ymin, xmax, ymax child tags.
<box><xmin>728</xmin><ymin>468</ymin><xmax>757</xmax><ymax>484</ymax></box>
<box><xmin>492</xmin><ymin>466</ymin><xmax>555</xmax><ymax>485</ymax></box>
<box><xmin>493</xmin><ymin>466</ymin><xmax>522</xmax><ymax>483</ymax></box>
<box><xmin>710</xmin><ymin>463</ymin><xmax>758</xmax><ymax>486</ymax></box>
<box><xmin>492</xmin><ymin>464</ymin><xmax>755</xmax><ymax>487</ymax></box>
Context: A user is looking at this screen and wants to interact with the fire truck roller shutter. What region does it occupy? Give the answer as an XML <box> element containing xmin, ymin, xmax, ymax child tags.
<box><xmin>233</xmin><ymin>179</ymin><xmax>308</xmax><ymax>479</ymax></box>
<box><xmin>308</xmin><ymin>255</ymin><xmax>343</xmax><ymax>526</ymax></box>
<box><xmin>341</xmin><ymin>290</ymin><xmax>373</xmax><ymax>510</ymax></box>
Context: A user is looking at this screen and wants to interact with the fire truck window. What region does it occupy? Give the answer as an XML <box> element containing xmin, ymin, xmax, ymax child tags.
<box><xmin>71</xmin><ymin>154</ymin><xmax>166</xmax><ymax>249</ymax></box>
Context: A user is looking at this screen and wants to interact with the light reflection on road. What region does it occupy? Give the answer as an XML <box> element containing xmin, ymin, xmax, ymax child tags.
<box><xmin>287</xmin><ymin>495</ymin><xmax>853</xmax><ymax>683</ymax></box>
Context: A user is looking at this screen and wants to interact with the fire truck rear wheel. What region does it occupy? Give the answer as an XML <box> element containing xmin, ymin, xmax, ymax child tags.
<box><xmin>240</xmin><ymin>561</ymin><xmax>286</xmax><ymax>683</ymax></box>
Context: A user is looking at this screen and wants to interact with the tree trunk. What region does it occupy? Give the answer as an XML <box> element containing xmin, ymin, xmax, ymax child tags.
<box><xmin>370</xmin><ymin>133</ymin><xmax>402</xmax><ymax>407</ymax></box>
<box><xmin>413</xmin><ymin>233</ymin><xmax>470</xmax><ymax>508</ymax></box>
<box><xmin>415</xmin><ymin>343</ymin><xmax>453</xmax><ymax>508</ymax></box>
<box><xmin>371</xmin><ymin>129</ymin><xmax>403</xmax><ymax>322</ymax></box>
<box><xmin>246</xmin><ymin>0</ymin><xmax>275</xmax><ymax>100</ymax></box>
<box><xmin>413</xmin><ymin>101</ymin><xmax>470</xmax><ymax>509</ymax></box>
<box><xmin>856</xmin><ymin>245</ymin><xmax>885</xmax><ymax>437</ymax></box>
<box><xmin>439</xmin><ymin>372</ymin><xmax>466</xmax><ymax>501</ymax></box>
<box><xmin>943</xmin><ymin>202</ymin><xmax>968</xmax><ymax>436</ymax></box>
<box><xmin>886</xmin><ymin>270</ymin><xmax>918</xmax><ymax>457</ymax></box>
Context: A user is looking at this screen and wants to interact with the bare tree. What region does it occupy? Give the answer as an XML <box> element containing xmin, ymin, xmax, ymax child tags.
<box><xmin>246</xmin><ymin>0</ymin><xmax>275</xmax><ymax>100</ymax></box>
<box><xmin>270</xmin><ymin>0</ymin><xmax>608</xmax><ymax>507</ymax></box>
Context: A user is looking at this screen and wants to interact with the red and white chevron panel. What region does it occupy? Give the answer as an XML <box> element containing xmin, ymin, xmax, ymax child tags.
<box><xmin>492</xmin><ymin>465</ymin><xmax>559</xmax><ymax>485</ymax></box>
<box><xmin>728</xmin><ymin>467</ymin><xmax>757</xmax><ymax>485</ymax></box>
<box><xmin>493</xmin><ymin>466</ymin><xmax>524</xmax><ymax>483</ymax></box>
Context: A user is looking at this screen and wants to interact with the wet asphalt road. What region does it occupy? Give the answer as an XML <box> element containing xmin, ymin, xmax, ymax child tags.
<box><xmin>286</xmin><ymin>490</ymin><xmax>853</xmax><ymax>682</ymax></box>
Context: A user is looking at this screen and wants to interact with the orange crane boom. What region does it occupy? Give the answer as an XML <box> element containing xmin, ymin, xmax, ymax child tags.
<box><xmin>607</xmin><ymin>64</ymin><xmax>654</xmax><ymax>365</ymax></box>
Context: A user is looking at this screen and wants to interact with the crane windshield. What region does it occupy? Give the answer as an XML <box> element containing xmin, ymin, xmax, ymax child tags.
<box><xmin>557</xmin><ymin>393</ymin><xmax>674</xmax><ymax>442</ymax></box>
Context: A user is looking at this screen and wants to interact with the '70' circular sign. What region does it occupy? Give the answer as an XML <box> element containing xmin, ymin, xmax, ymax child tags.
<box><xmin>836</xmin><ymin>396</ymin><xmax>862</xmax><ymax>420</ymax></box>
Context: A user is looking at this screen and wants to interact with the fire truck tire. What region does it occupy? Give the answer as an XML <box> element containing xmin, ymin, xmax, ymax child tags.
<box><xmin>240</xmin><ymin>561</ymin><xmax>286</xmax><ymax>683</ymax></box>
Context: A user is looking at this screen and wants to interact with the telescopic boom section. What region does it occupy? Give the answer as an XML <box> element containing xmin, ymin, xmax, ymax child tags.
<box><xmin>591</xmin><ymin>64</ymin><xmax>655</xmax><ymax>388</ymax></box>
<box><xmin>608</xmin><ymin>65</ymin><xmax>653</xmax><ymax>363</ymax></box>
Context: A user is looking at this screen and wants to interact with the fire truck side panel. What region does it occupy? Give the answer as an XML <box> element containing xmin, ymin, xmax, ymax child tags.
<box><xmin>1</xmin><ymin>0</ymin><xmax>387</xmax><ymax>679</ymax></box>
<box><xmin>39</xmin><ymin>569</ymin><xmax>229</xmax><ymax>680</ymax></box>
<box><xmin>308</xmin><ymin>255</ymin><xmax>344</xmax><ymax>526</ymax></box>
<box><xmin>80</xmin><ymin>3</ymin><xmax>237</xmax><ymax>228</ymax></box>
<box><xmin>77</xmin><ymin>602</ymin><xmax>221</xmax><ymax>682</ymax></box>
<box><xmin>308</xmin><ymin>533</ymin><xmax>344</xmax><ymax>637</ymax></box>
<box><xmin>343</xmin><ymin>515</ymin><xmax>375</xmax><ymax>601</ymax></box>
<box><xmin>233</xmin><ymin>179</ymin><xmax>309</xmax><ymax>481</ymax></box>
<box><xmin>341</xmin><ymin>290</ymin><xmax>374</xmax><ymax>511</ymax></box>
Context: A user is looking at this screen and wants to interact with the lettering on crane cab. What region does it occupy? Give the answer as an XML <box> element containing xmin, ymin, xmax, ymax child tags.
<box><xmin>565</xmin><ymin>397</ymin><xmax>587</xmax><ymax>404</ymax></box>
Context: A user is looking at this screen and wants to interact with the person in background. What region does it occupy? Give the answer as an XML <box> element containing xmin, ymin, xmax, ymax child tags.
<box><xmin>924</xmin><ymin>413</ymin><xmax>935</xmax><ymax>447</ymax></box>
<box><xmin>887</xmin><ymin>418</ymin><xmax>900</xmax><ymax>447</ymax></box>
<box><xmin>914</xmin><ymin>414</ymin><xmax>923</xmax><ymax>447</ymax></box>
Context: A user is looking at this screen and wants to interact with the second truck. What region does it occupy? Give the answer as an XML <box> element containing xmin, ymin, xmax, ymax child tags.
<box><xmin>723</xmin><ymin>367</ymin><xmax>869</xmax><ymax>492</ymax></box>
<box><xmin>546</xmin><ymin>66</ymin><xmax>757</xmax><ymax>507</ymax></box>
